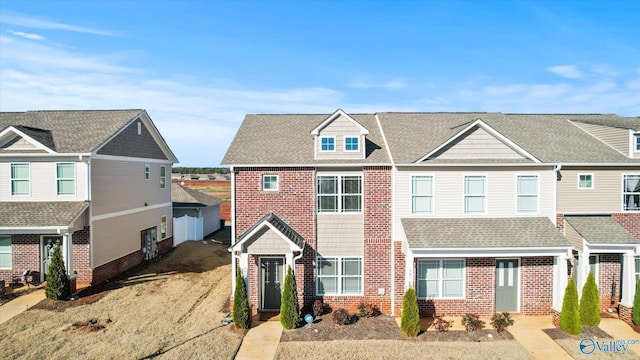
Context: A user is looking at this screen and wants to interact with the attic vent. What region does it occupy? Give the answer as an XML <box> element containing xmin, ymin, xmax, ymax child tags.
<box><xmin>137</xmin><ymin>122</ymin><xmax>142</xmax><ymax>135</ymax></box>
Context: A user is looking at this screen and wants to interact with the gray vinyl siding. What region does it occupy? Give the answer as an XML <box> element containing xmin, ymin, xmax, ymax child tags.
<box><xmin>557</xmin><ymin>168</ymin><xmax>640</xmax><ymax>213</ymax></box>
<box><xmin>564</xmin><ymin>221</ymin><xmax>584</xmax><ymax>251</ymax></box>
<box><xmin>244</xmin><ymin>227</ymin><xmax>291</xmax><ymax>254</ymax></box>
<box><xmin>0</xmin><ymin>160</ymin><xmax>88</xmax><ymax>202</ymax></box>
<box><xmin>97</xmin><ymin>119</ymin><xmax>168</xmax><ymax>159</ymax></box>
<box><xmin>91</xmin><ymin>158</ymin><xmax>172</xmax><ymax>216</ymax></box>
<box><xmin>573</xmin><ymin>122</ymin><xmax>629</xmax><ymax>156</ymax></box>
<box><xmin>316</xmin><ymin>213</ymin><xmax>364</xmax><ymax>256</ymax></box>
<box><xmin>92</xmin><ymin>205</ymin><xmax>171</xmax><ymax>267</ymax></box>
<box><xmin>394</xmin><ymin>167</ymin><xmax>556</xmax><ymax>241</ymax></box>
<box><xmin>316</xmin><ymin>114</ymin><xmax>365</xmax><ymax>160</ymax></box>
<box><xmin>432</xmin><ymin>127</ymin><xmax>525</xmax><ymax>160</ymax></box>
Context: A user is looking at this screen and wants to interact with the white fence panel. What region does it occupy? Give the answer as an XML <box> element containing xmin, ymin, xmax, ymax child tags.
<box><xmin>173</xmin><ymin>215</ymin><xmax>204</xmax><ymax>246</ymax></box>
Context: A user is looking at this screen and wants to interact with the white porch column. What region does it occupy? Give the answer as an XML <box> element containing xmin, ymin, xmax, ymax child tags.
<box><xmin>240</xmin><ymin>253</ymin><xmax>249</xmax><ymax>298</ymax></box>
<box><xmin>231</xmin><ymin>252</ymin><xmax>237</xmax><ymax>294</ymax></box>
<box><xmin>405</xmin><ymin>252</ymin><xmax>414</xmax><ymax>290</ymax></box>
<box><xmin>285</xmin><ymin>253</ymin><xmax>293</xmax><ymax>272</ymax></box>
<box><xmin>62</xmin><ymin>234</ymin><xmax>73</xmax><ymax>278</ymax></box>
<box><xmin>621</xmin><ymin>252</ymin><xmax>636</xmax><ymax>306</ymax></box>
<box><xmin>553</xmin><ymin>255</ymin><xmax>568</xmax><ymax>311</ymax></box>
<box><xmin>577</xmin><ymin>246</ymin><xmax>590</xmax><ymax>297</ymax></box>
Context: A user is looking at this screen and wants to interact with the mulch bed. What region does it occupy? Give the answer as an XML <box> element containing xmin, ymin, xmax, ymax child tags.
<box><xmin>30</xmin><ymin>292</ymin><xmax>108</xmax><ymax>312</ymax></box>
<box><xmin>280</xmin><ymin>314</ymin><xmax>514</xmax><ymax>342</ymax></box>
<box><xmin>543</xmin><ymin>326</ymin><xmax>611</xmax><ymax>340</ymax></box>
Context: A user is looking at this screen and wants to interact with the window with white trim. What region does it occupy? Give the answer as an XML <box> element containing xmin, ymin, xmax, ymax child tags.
<box><xmin>517</xmin><ymin>175</ymin><xmax>538</xmax><ymax>213</ymax></box>
<box><xmin>10</xmin><ymin>163</ymin><xmax>29</xmax><ymax>196</ymax></box>
<box><xmin>316</xmin><ymin>257</ymin><xmax>362</xmax><ymax>295</ymax></box>
<box><xmin>417</xmin><ymin>259</ymin><xmax>464</xmax><ymax>298</ymax></box>
<box><xmin>623</xmin><ymin>175</ymin><xmax>640</xmax><ymax>211</ymax></box>
<box><xmin>344</xmin><ymin>136</ymin><xmax>359</xmax><ymax>151</ymax></box>
<box><xmin>56</xmin><ymin>162</ymin><xmax>75</xmax><ymax>195</ymax></box>
<box><xmin>635</xmin><ymin>134</ymin><xmax>640</xmax><ymax>152</ymax></box>
<box><xmin>317</xmin><ymin>175</ymin><xmax>362</xmax><ymax>213</ymax></box>
<box><xmin>0</xmin><ymin>236</ymin><xmax>11</xmax><ymax>269</ymax></box>
<box><xmin>161</xmin><ymin>216</ymin><xmax>167</xmax><ymax>239</ymax></box>
<box><xmin>320</xmin><ymin>137</ymin><xmax>335</xmax><ymax>151</ymax></box>
<box><xmin>262</xmin><ymin>175</ymin><xmax>278</xmax><ymax>191</ymax></box>
<box><xmin>578</xmin><ymin>174</ymin><xmax>593</xmax><ymax>189</ymax></box>
<box><xmin>464</xmin><ymin>175</ymin><xmax>485</xmax><ymax>214</ymax></box>
<box><xmin>160</xmin><ymin>166</ymin><xmax>166</xmax><ymax>189</ymax></box>
<box><xmin>145</xmin><ymin>164</ymin><xmax>150</xmax><ymax>180</ymax></box>
<box><xmin>411</xmin><ymin>176</ymin><xmax>433</xmax><ymax>214</ymax></box>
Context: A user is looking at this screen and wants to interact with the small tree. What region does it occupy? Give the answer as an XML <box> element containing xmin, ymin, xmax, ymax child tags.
<box><xmin>280</xmin><ymin>266</ymin><xmax>300</xmax><ymax>329</ymax></box>
<box><xmin>559</xmin><ymin>277</ymin><xmax>581</xmax><ymax>335</ymax></box>
<box><xmin>579</xmin><ymin>272</ymin><xmax>600</xmax><ymax>326</ymax></box>
<box><xmin>232</xmin><ymin>269</ymin><xmax>251</xmax><ymax>329</ymax></box>
<box><xmin>400</xmin><ymin>287</ymin><xmax>420</xmax><ymax>337</ymax></box>
<box><xmin>633</xmin><ymin>279</ymin><xmax>640</xmax><ymax>326</ymax></box>
<box><xmin>45</xmin><ymin>242</ymin><xmax>69</xmax><ymax>300</ymax></box>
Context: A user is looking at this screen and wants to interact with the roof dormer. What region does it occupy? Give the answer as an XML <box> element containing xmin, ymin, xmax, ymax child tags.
<box><xmin>311</xmin><ymin>109</ymin><xmax>369</xmax><ymax>160</ymax></box>
<box><xmin>0</xmin><ymin>125</ymin><xmax>56</xmax><ymax>153</ymax></box>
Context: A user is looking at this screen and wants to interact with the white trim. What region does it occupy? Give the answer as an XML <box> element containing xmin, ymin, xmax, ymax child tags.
<box><xmin>160</xmin><ymin>165</ymin><xmax>167</xmax><ymax>189</ymax></box>
<box><xmin>316</xmin><ymin>174</ymin><xmax>363</xmax><ymax>214</ymax></box>
<box><xmin>343</xmin><ymin>136</ymin><xmax>360</xmax><ymax>152</ymax></box>
<box><xmin>40</xmin><ymin>235</ymin><xmax>67</xmax><ymax>283</ymax></box>
<box><xmin>262</xmin><ymin>174</ymin><xmax>279</xmax><ymax>191</ymax></box>
<box><xmin>316</xmin><ymin>256</ymin><xmax>364</xmax><ymax>296</ymax></box>
<box><xmin>463</xmin><ymin>174</ymin><xmax>487</xmax><ymax>215</ymax></box>
<box><xmin>319</xmin><ymin>136</ymin><xmax>336</xmax><ymax>152</ymax></box>
<box><xmin>259</xmin><ymin>256</ymin><xmax>285</xmax><ymax>310</ymax></box>
<box><xmin>622</xmin><ymin>173</ymin><xmax>640</xmax><ymax>212</ymax></box>
<box><xmin>495</xmin><ymin>258</ymin><xmax>521</xmax><ymax>313</ymax></box>
<box><xmin>0</xmin><ymin>235</ymin><xmax>12</xmax><ymax>269</ymax></box>
<box><xmin>91</xmin><ymin>154</ymin><xmax>174</xmax><ymax>163</ymax></box>
<box><xmin>144</xmin><ymin>164</ymin><xmax>150</xmax><ymax>180</ymax></box>
<box><xmin>229</xmin><ymin>219</ymin><xmax>304</xmax><ymax>252</ymax></box>
<box><xmin>577</xmin><ymin>173</ymin><xmax>594</xmax><ymax>190</ymax></box>
<box><xmin>310</xmin><ymin>109</ymin><xmax>369</xmax><ymax>135</ymax></box>
<box><xmin>0</xmin><ymin>126</ymin><xmax>56</xmax><ymax>153</ymax></box>
<box><xmin>410</xmin><ymin>175</ymin><xmax>434</xmax><ymax>215</ymax></box>
<box><xmin>416</xmin><ymin>258</ymin><xmax>466</xmax><ymax>300</ymax></box>
<box><xmin>633</xmin><ymin>132</ymin><xmax>640</xmax><ymax>154</ymax></box>
<box><xmin>415</xmin><ymin>119</ymin><xmax>541</xmax><ymax>163</ymax></box>
<box><xmin>516</xmin><ymin>174</ymin><xmax>539</xmax><ymax>214</ymax></box>
<box><xmin>10</xmin><ymin>162</ymin><xmax>31</xmax><ymax>197</ymax></box>
<box><xmin>91</xmin><ymin>202</ymin><xmax>172</xmax><ymax>222</ymax></box>
<box><xmin>56</xmin><ymin>162</ymin><xmax>76</xmax><ymax>196</ymax></box>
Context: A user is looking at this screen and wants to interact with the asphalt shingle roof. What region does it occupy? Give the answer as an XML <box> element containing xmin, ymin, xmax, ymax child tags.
<box><xmin>236</xmin><ymin>212</ymin><xmax>305</xmax><ymax>250</ymax></box>
<box><xmin>564</xmin><ymin>216</ymin><xmax>639</xmax><ymax>245</ymax></box>
<box><xmin>171</xmin><ymin>184</ymin><xmax>224</xmax><ymax>208</ymax></box>
<box><xmin>0</xmin><ymin>110</ymin><xmax>144</xmax><ymax>153</ymax></box>
<box><xmin>0</xmin><ymin>202</ymin><xmax>89</xmax><ymax>227</ymax></box>
<box><xmin>401</xmin><ymin>217</ymin><xmax>570</xmax><ymax>249</ymax></box>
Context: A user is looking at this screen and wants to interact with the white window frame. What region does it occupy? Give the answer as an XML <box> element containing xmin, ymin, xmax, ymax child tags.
<box><xmin>320</xmin><ymin>136</ymin><xmax>336</xmax><ymax>152</ymax></box>
<box><xmin>578</xmin><ymin>173</ymin><xmax>594</xmax><ymax>190</ymax></box>
<box><xmin>464</xmin><ymin>175</ymin><xmax>486</xmax><ymax>215</ymax></box>
<box><xmin>316</xmin><ymin>175</ymin><xmax>362</xmax><ymax>213</ymax></box>
<box><xmin>0</xmin><ymin>235</ymin><xmax>11</xmax><ymax>269</ymax></box>
<box><xmin>411</xmin><ymin>175</ymin><xmax>434</xmax><ymax>214</ymax></box>
<box><xmin>161</xmin><ymin>216</ymin><xmax>167</xmax><ymax>239</ymax></box>
<box><xmin>145</xmin><ymin>164</ymin><xmax>150</xmax><ymax>180</ymax></box>
<box><xmin>344</xmin><ymin>136</ymin><xmax>359</xmax><ymax>152</ymax></box>
<box><xmin>262</xmin><ymin>174</ymin><xmax>279</xmax><ymax>191</ymax></box>
<box><xmin>160</xmin><ymin>166</ymin><xmax>166</xmax><ymax>189</ymax></box>
<box><xmin>516</xmin><ymin>175</ymin><xmax>538</xmax><ymax>214</ymax></box>
<box><xmin>635</xmin><ymin>134</ymin><xmax>640</xmax><ymax>152</ymax></box>
<box><xmin>56</xmin><ymin>162</ymin><xmax>76</xmax><ymax>196</ymax></box>
<box><xmin>10</xmin><ymin>162</ymin><xmax>30</xmax><ymax>196</ymax></box>
<box><xmin>316</xmin><ymin>257</ymin><xmax>363</xmax><ymax>296</ymax></box>
<box><xmin>416</xmin><ymin>259</ymin><xmax>465</xmax><ymax>299</ymax></box>
<box><xmin>623</xmin><ymin>174</ymin><xmax>640</xmax><ymax>212</ymax></box>
<box><xmin>635</xmin><ymin>256</ymin><xmax>640</xmax><ymax>281</ymax></box>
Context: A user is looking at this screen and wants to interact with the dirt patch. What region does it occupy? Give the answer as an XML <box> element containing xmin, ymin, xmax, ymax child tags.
<box><xmin>65</xmin><ymin>318</ymin><xmax>112</xmax><ymax>333</ymax></box>
<box><xmin>30</xmin><ymin>292</ymin><xmax>108</xmax><ymax>312</ymax></box>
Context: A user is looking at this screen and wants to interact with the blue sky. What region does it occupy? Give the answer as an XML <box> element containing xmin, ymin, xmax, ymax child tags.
<box><xmin>1</xmin><ymin>1</ymin><xmax>639</xmax><ymax>166</ymax></box>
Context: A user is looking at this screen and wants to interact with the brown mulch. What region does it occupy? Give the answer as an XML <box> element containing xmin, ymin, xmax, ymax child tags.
<box><xmin>543</xmin><ymin>326</ymin><xmax>612</xmax><ymax>340</ymax></box>
<box><xmin>64</xmin><ymin>318</ymin><xmax>112</xmax><ymax>333</ymax></box>
<box><xmin>280</xmin><ymin>314</ymin><xmax>514</xmax><ymax>342</ymax></box>
<box><xmin>30</xmin><ymin>292</ymin><xmax>108</xmax><ymax>312</ymax></box>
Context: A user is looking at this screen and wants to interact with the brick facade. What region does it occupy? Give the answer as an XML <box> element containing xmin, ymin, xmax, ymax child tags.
<box><xmin>598</xmin><ymin>253</ymin><xmax>622</xmax><ymax>311</ymax></box>
<box><xmin>72</xmin><ymin>228</ymin><xmax>91</xmax><ymax>286</ymax></box>
<box><xmin>0</xmin><ymin>234</ymin><xmax>40</xmax><ymax>285</ymax></box>
<box><xmin>92</xmin><ymin>250</ymin><xmax>144</xmax><ymax>285</ymax></box>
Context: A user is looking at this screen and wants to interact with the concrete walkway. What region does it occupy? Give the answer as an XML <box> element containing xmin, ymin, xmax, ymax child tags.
<box><xmin>0</xmin><ymin>288</ymin><xmax>46</xmax><ymax>325</ymax></box>
<box><xmin>509</xmin><ymin>316</ymin><xmax>573</xmax><ymax>360</ymax></box>
<box><xmin>235</xmin><ymin>316</ymin><xmax>283</xmax><ymax>360</ymax></box>
<box><xmin>599</xmin><ymin>317</ymin><xmax>640</xmax><ymax>356</ymax></box>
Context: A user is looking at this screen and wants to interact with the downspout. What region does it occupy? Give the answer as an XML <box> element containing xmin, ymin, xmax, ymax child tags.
<box><xmin>553</xmin><ymin>164</ymin><xmax>561</xmax><ymax>227</ymax></box>
<box><xmin>230</xmin><ymin>167</ymin><xmax>236</xmax><ymax>294</ymax></box>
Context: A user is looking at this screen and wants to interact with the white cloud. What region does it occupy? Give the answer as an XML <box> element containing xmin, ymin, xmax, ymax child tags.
<box><xmin>348</xmin><ymin>79</ymin><xmax>407</xmax><ymax>90</ymax></box>
<box><xmin>7</xmin><ymin>30</ymin><xmax>45</xmax><ymax>40</ymax></box>
<box><xmin>0</xmin><ymin>11</ymin><xmax>118</xmax><ymax>36</ymax></box>
<box><xmin>546</xmin><ymin>65</ymin><xmax>583</xmax><ymax>79</ymax></box>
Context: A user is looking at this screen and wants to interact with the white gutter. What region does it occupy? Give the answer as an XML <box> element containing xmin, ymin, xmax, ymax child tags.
<box><xmin>223</xmin><ymin>163</ymin><xmax>392</xmax><ymax>168</ymax></box>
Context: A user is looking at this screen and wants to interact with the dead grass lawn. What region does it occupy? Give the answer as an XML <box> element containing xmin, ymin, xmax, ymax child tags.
<box><xmin>0</xmin><ymin>240</ymin><xmax>242</xmax><ymax>360</ymax></box>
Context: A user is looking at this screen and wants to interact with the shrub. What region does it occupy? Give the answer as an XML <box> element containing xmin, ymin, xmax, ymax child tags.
<box><xmin>490</xmin><ymin>312</ymin><xmax>514</xmax><ymax>333</ymax></box>
<box><xmin>332</xmin><ymin>308</ymin><xmax>355</xmax><ymax>325</ymax></box>
<box><xmin>559</xmin><ymin>277</ymin><xmax>581</xmax><ymax>335</ymax></box>
<box><xmin>461</xmin><ymin>313</ymin><xmax>485</xmax><ymax>332</ymax></box>
<box><xmin>280</xmin><ymin>266</ymin><xmax>300</xmax><ymax>329</ymax></box>
<box><xmin>312</xmin><ymin>299</ymin><xmax>326</xmax><ymax>317</ymax></box>
<box><xmin>633</xmin><ymin>279</ymin><xmax>640</xmax><ymax>326</ymax></box>
<box><xmin>45</xmin><ymin>242</ymin><xmax>69</xmax><ymax>300</ymax></box>
<box><xmin>232</xmin><ymin>269</ymin><xmax>251</xmax><ymax>329</ymax></box>
<box><xmin>432</xmin><ymin>315</ymin><xmax>453</xmax><ymax>332</ymax></box>
<box><xmin>579</xmin><ymin>272</ymin><xmax>601</xmax><ymax>326</ymax></box>
<box><xmin>358</xmin><ymin>302</ymin><xmax>381</xmax><ymax>318</ymax></box>
<box><xmin>400</xmin><ymin>288</ymin><xmax>420</xmax><ymax>337</ymax></box>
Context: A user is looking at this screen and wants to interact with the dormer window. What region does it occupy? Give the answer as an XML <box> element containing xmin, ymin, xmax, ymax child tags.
<box><xmin>321</xmin><ymin>137</ymin><xmax>335</xmax><ymax>152</ymax></box>
<box><xmin>635</xmin><ymin>134</ymin><xmax>640</xmax><ymax>152</ymax></box>
<box><xmin>344</xmin><ymin>137</ymin><xmax>359</xmax><ymax>152</ymax></box>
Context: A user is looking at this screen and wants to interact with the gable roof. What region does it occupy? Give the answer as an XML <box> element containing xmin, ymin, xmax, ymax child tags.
<box><xmin>310</xmin><ymin>109</ymin><xmax>369</xmax><ymax>135</ymax></box>
<box><xmin>0</xmin><ymin>110</ymin><xmax>177</xmax><ymax>161</ymax></box>
<box><xmin>172</xmin><ymin>184</ymin><xmax>224</xmax><ymax>208</ymax></box>
<box><xmin>230</xmin><ymin>212</ymin><xmax>305</xmax><ymax>251</ymax></box>
<box><xmin>564</xmin><ymin>216</ymin><xmax>639</xmax><ymax>245</ymax></box>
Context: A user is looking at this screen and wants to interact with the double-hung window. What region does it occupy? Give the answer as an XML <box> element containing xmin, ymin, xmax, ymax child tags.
<box><xmin>161</xmin><ymin>216</ymin><xmax>167</xmax><ymax>239</ymax></box>
<box><xmin>317</xmin><ymin>175</ymin><xmax>362</xmax><ymax>213</ymax></box>
<box><xmin>517</xmin><ymin>175</ymin><xmax>538</xmax><ymax>213</ymax></box>
<box><xmin>316</xmin><ymin>257</ymin><xmax>362</xmax><ymax>295</ymax></box>
<box><xmin>56</xmin><ymin>162</ymin><xmax>75</xmax><ymax>195</ymax></box>
<box><xmin>464</xmin><ymin>175</ymin><xmax>486</xmax><ymax>214</ymax></box>
<box><xmin>417</xmin><ymin>259</ymin><xmax>464</xmax><ymax>298</ymax></box>
<box><xmin>145</xmin><ymin>164</ymin><xmax>150</xmax><ymax>180</ymax></box>
<box><xmin>344</xmin><ymin>136</ymin><xmax>359</xmax><ymax>151</ymax></box>
<box><xmin>623</xmin><ymin>175</ymin><xmax>640</xmax><ymax>211</ymax></box>
<box><xmin>262</xmin><ymin>175</ymin><xmax>279</xmax><ymax>191</ymax></box>
<box><xmin>10</xmin><ymin>163</ymin><xmax>29</xmax><ymax>196</ymax></box>
<box><xmin>578</xmin><ymin>174</ymin><xmax>593</xmax><ymax>189</ymax></box>
<box><xmin>411</xmin><ymin>176</ymin><xmax>433</xmax><ymax>214</ymax></box>
<box><xmin>635</xmin><ymin>134</ymin><xmax>640</xmax><ymax>152</ymax></box>
<box><xmin>320</xmin><ymin>137</ymin><xmax>335</xmax><ymax>151</ymax></box>
<box><xmin>0</xmin><ymin>236</ymin><xmax>11</xmax><ymax>269</ymax></box>
<box><xmin>160</xmin><ymin>166</ymin><xmax>166</xmax><ymax>189</ymax></box>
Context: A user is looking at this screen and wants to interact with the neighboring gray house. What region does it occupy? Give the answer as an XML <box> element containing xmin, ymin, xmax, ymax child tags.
<box><xmin>172</xmin><ymin>183</ymin><xmax>223</xmax><ymax>244</ymax></box>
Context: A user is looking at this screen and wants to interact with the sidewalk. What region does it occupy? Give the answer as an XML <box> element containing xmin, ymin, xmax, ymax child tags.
<box><xmin>235</xmin><ymin>315</ymin><xmax>283</xmax><ymax>360</ymax></box>
<box><xmin>599</xmin><ymin>317</ymin><xmax>640</xmax><ymax>356</ymax></box>
<box><xmin>509</xmin><ymin>316</ymin><xmax>573</xmax><ymax>360</ymax></box>
<box><xmin>0</xmin><ymin>288</ymin><xmax>46</xmax><ymax>325</ymax></box>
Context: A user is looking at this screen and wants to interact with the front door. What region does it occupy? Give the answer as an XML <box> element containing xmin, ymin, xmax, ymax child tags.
<box><xmin>495</xmin><ymin>259</ymin><xmax>519</xmax><ymax>312</ymax></box>
<box><xmin>260</xmin><ymin>257</ymin><xmax>284</xmax><ymax>310</ymax></box>
<box><xmin>42</xmin><ymin>236</ymin><xmax>63</xmax><ymax>281</ymax></box>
